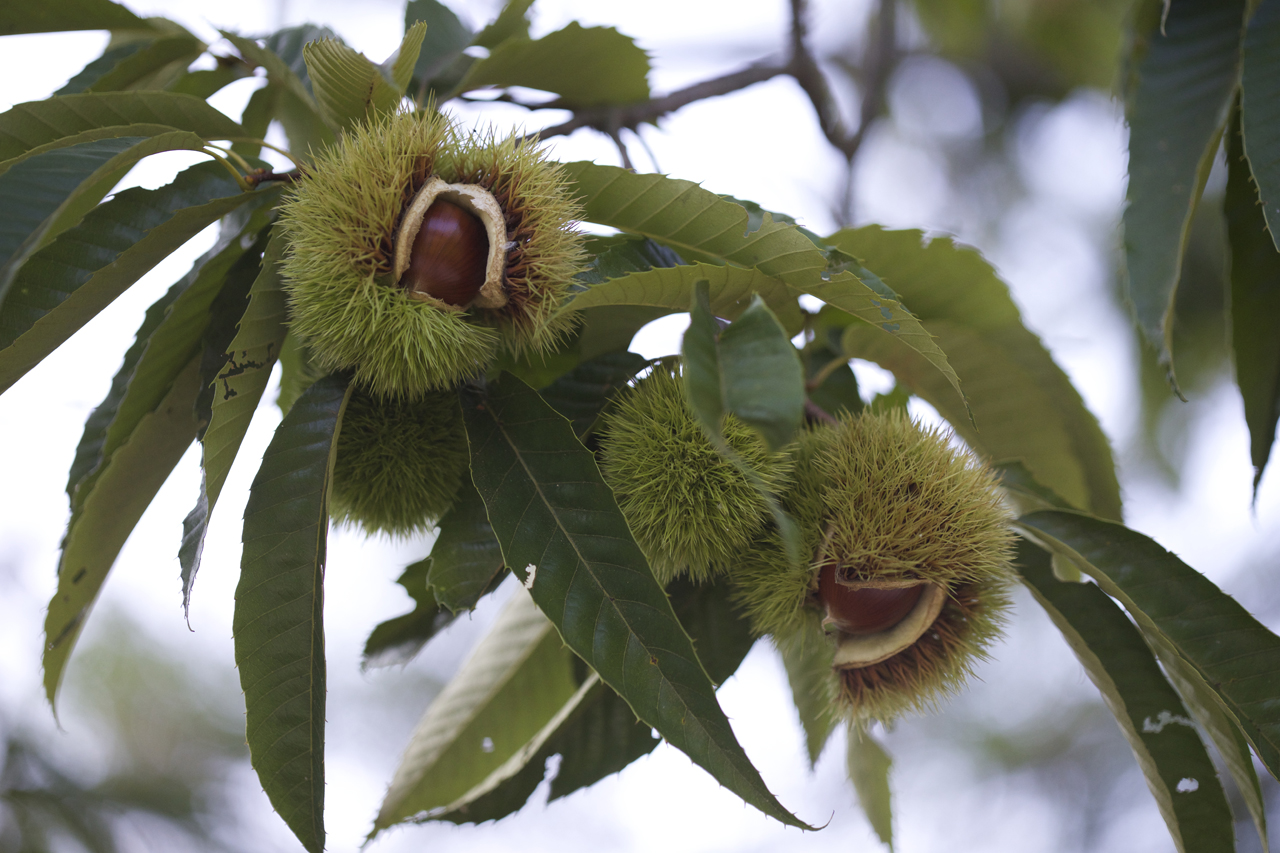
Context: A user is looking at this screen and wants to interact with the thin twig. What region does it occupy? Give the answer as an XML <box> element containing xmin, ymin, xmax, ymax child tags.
<box><xmin>805</xmin><ymin>399</ymin><xmax>840</xmax><ymax>426</ymax></box>
<box><xmin>245</xmin><ymin>168</ymin><xmax>301</xmax><ymax>187</ymax></box>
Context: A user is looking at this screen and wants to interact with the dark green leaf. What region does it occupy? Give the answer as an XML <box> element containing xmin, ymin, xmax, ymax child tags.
<box><xmin>235</xmin><ymin>372</ymin><xmax>352</xmax><ymax>853</ymax></box>
<box><xmin>847</xmin><ymin>723</ymin><xmax>894</xmax><ymax>850</ymax></box>
<box><xmin>0</xmin><ymin>92</ymin><xmax>246</xmax><ymax>171</ymax></box>
<box><xmin>166</xmin><ymin>63</ymin><xmax>254</xmax><ymax>99</ymax></box>
<box><xmin>0</xmin><ymin>160</ymin><xmax>265</xmax><ymax>393</ymax></box>
<box><xmin>461</xmin><ymin>372</ymin><xmax>809</xmax><ymax>828</ymax></box>
<box><xmin>776</xmin><ymin>617</ymin><xmax>838</xmax><ymax>767</ymax></box>
<box><xmin>472</xmin><ymin>0</ymin><xmax>535</xmax><ymax>49</ymax></box>
<box><xmin>405</xmin><ymin>0</ymin><xmax>473</xmax><ymax>84</ymax></box>
<box><xmin>1018</xmin><ymin>510</ymin><xmax>1280</xmax><ymax>782</ymax></box>
<box><xmin>460</xmin><ymin>23</ymin><xmax>649</xmax><ymax>107</ymax></box>
<box><xmin>56</xmin><ymin>42</ymin><xmax>150</xmax><ymax>95</ymax></box>
<box><xmin>276</xmin><ymin>332</ymin><xmax>326</xmax><ymax>417</ymax></box>
<box><xmin>426</xmin><ymin>574</ymin><xmax>757</xmax><ymax>824</ymax></box>
<box><xmin>0</xmin><ymin>134</ymin><xmax>211</xmax><ymax>297</ymax></box>
<box><xmin>362</xmin><ymin>559</ymin><xmax>459</xmax><ymax>669</ymax></box>
<box><xmin>76</xmin><ymin>36</ymin><xmax>205</xmax><ymax>94</ymax></box>
<box><xmin>223</xmin><ymin>29</ymin><xmax>336</xmax><ymax>157</ymax></box>
<box><xmin>537</xmin><ymin>349</ymin><xmax>649</xmax><ymax>438</ymax></box>
<box><xmin>575</xmin><ymin>233</ymin><xmax>687</xmax><ymax>286</ymax></box>
<box><xmin>1123</xmin><ymin>0</ymin><xmax>1246</xmax><ymax>376</ymax></box>
<box><xmin>683</xmin><ymin>281</ymin><xmax>803</xmax><ymax>562</ymax></box>
<box><xmin>1017</xmin><ymin>539</ymin><xmax>1237</xmax><ymax>853</ymax></box>
<box><xmin>804</xmin><ymin>342</ymin><xmax>864</xmax><ymax>419</ymax></box>
<box><xmin>68</xmin><ymin>198</ymin><xmax>274</xmax><ymax>524</ymax></box>
<box><xmin>827</xmin><ymin>226</ymin><xmax>1122</xmax><ymax>520</ymax></box>
<box><xmin>181</xmin><ymin>228</ymin><xmax>289</xmax><ymax>609</ymax></box>
<box><xmin>43</xmin><ymin>358</ymin><xmax>202</xmax><ymax>707</ymax></box>
<box><xmin>1242</xmin><ymin>0</ymin><xmax>1280</xmax><ymax>249</ymax></box>
<box><xmin>0</xmin><ymin>0</ymin><xmax>151</xmax><ymax>35</ymax></box>
<box><xmin>1227</xmin><ymin>105</ymin><xmax>1280</xmax><ymax>492</ymax></box>
<box><xmin>562</xmin><ymin>162</ymin><xmax>962</xmax><ymax>398</ymax></box>
<box><xmin>426</xmin><ymin>470</ymin><xmax>507</xmax><ymax>614</ymax></box>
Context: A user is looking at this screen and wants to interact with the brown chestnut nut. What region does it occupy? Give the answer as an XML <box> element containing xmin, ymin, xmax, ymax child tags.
<box><xmin>818</xmin><ymin>563</ymin><xmax>925</xmax><ymax>636</ymax></box>
<box><xmin>401</xmin><ymin>200</ymin><xmax>488</xmax><ymax>306</ymax></box>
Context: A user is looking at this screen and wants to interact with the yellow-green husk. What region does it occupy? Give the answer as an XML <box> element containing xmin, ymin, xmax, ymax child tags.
<box><xmin>598</xmin><ymin>368</ymin><xmax>793</xmax><ymax>584</ymax></box>
<box><xmin>279</xmin><ymin>110</ymin><xmax>586</xmax><ymax>398</ymax></box>
<box><xmin>329</xmin><ymin>386</ymin><xmax>468</xmax><ymax>535</ymax></box>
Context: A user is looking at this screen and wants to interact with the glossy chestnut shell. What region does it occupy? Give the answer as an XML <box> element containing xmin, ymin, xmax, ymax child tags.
<box><xmin>401</xmin><ymin>199</ymin><xmax>488</xmax><ymax>306</ymax></box>
<box><xmin>818</xmin><ymin>563</ymin><xmax>926</xmax><ymax>636</ymax></box>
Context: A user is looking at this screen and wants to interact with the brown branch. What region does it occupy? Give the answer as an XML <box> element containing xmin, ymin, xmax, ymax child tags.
<box><xmin>805</xmin><ymin>399</ymin><xmax>840</xmax><ymax>426</ymax></box>
<box><xmin>246</xmin><ymin>168</ymin><xmax>300</xmax><ymax>187</ymax></box>
<box><xmin>530</xmin><ymin>61</ymin><xmax>788</xmax><ymax>141</ymax></box>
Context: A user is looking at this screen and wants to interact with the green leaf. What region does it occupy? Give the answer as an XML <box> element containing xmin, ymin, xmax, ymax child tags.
<box><xmin>0</xmin><ymin>92</ymin><xmax>246</xmax><ymax>171</ymax></box>
<box><xmin>1123</xmin><ymin>0</ymin><xmax>1247</xmax><ymax>376</ymax></box>
<box><xmin>223</xmin><ymin>29</ymin><xmax>336</xmax><ymax>158</ymax></box>
<box><xmin>1242</xmin><ymin>0</ymin><xmax>1280</xmax><ymax>249</ymax></box>
<box><xmin>426</xmin><ymin>474</ymin><xmax>508</xmax><ymax>615</ymax></box>
<box><xmin>1227</xmin><ymin>105</ymin><xmax>1280</xmax><ymax>491</ymax></box>
<box><xmin>826</xmin><ymin>226</ymin><xmax>1122</xmax><ymax>520</ymax></box>
<box><xmin>462</xmin><ymin>372</ymin><xmax>809</xmax><ymax>828</ymax></box>
<box><xmin>1016</xmin><ymin>539</ymin><xmax>1236</xmax><ymax>853</ymax></box>
<box><xmin>847</xmin><ymin>723</ymin><xmax>894</xmax><ymax>850</ymax></box>
<box><xmin>460</xmin><ymin>22</ymin><xmax>649</xmax><ymax>107</ymax></box>
<box><xmin>424</xmin><ymin>574</ymin><xmax>757</xmax><ymax>825</ymax></box>
<box><xmin>562</xmin><ymin>163</ymin><xmax>962</xmax><ymax>398</ymax></box>
<box><xmin>683</xmin><ymin>281</ymin><xmax>803</xmax><ymax>562</ymax></box>
<box><xmin>56</xmin><ymin>42</ymin><xmax>151</xmax><ymax>95</ymax></box>
<box><xmin>1017</xmin><ymin>510</ymin><xmax>1280</xmax><ymax>782</ymax></box>
<box><xmin>166</xmin><ymin>64</ymin><xmax>254</xmax><ymax>99</ymax></box>
<box><xmin>386</xmin><ymin>21</ymin><xmax>428</xmax><ymax>92</ymax></box>
<box><xmin>373</xmin><ymin>589</ymin><xmax>579</xmax><ymax>832</ymax></box>
<box><xmin>776</xmin><ymin>618</ymin><xmax>838</xmax><ymax>767</ymax></box>
<box><xmin>362</xmin><ymin>558</ymin><xmax>459</xmax><ymax>669</ymax></box>
<box><xmin>181</xmin><ymin>228</ymin><xmax>290</xmax><ymax>609</ymax></box>
<box><xmin>302</xmin><ymin>25</ymin><xmax>421</xmax><ymax>131</ymax></box>
<box><xmin>405</xmin><ymin>0</ymin><xmax>473</xmax><ymax>84</ymax></box>
<box><xmin>0</xmin><ymin>133</ymin><xmax>214</xmax><ymax>298</ymax></box>
<box><xmin>0</xmin><ymin>160</ymin><xmax>265</xmax><ymax>394</ymax></box>
<box><xmin>568</xmin><ymin>260</ymin><xmax>804</xmax><ymax>336</ymax></box>
<box><xmin>43</xmin><ymin>358</ymin><xmax>202</xmax><ymax>707</ymax></box>
<box><xmin>0</xmin><ymin>0</ymin><xmax>151</xmax><ymax>35</ymax></box>
<box><xmin>73</xmin><ymin>36</ymin><xmax>205</xmax><ymax>94</ymax></box>
<box><xmin>276</xmin><ymin>331</ymin><xmax>326</xmax><ymax>417</ymax></box>
<box><xmin>472</xmin><ymin>0</ymin><xmax>535</xmax><ymax>49</ymax></box>
<box><xmin>67</xmin><ymin>198</ymin><xmax>275</xmax><ymax>525</ymax></box>
<box><xmin>235</xmin><ymin>372</ymin><xmax>352</xmax><ymax>853</ymax></box>
<box><xmin>537</xmin><ymin>349</ymin><xmax>649</xmax><ymax>438</ymax></box>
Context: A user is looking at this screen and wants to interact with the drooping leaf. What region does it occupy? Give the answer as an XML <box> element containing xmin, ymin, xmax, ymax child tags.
<box><xmin>847</xmin><ymin>723</ymin><xmax>894</xmax><ymax>850</ymax></box>
<box><xmin>536</xmin><ymin>349</ymin><xmax>650</xmax><ymax>438</ymax></box>
<box><xmin>0</xmin><ymin>133</ymin><xmax>212</xmax><ymax>297</ymax></box>
<box><xmin>425</xmin><ymin>574</ymin><xmax>758</xmax><ymax>824</ymax></box>
<box><xmin>181</xmin><ymin>228</ymin><xmax>289</xmax><ymax>607</ymax></box>
<box><xmin>776</xmin><ymin>618</ymin><xmax>838</xmax><ymax>767</ymax></box>
<box><xmin>1123</xmin><ymin>0</ymin><xmax>1247</xmax><ymax>377</ymax></box>
<box><xmin>461</xmin><ymin>372</ymin><xmax>809</xmax><ymax>828</ymax></box>
<box><xmin>425</xmin><ymin>477</ymin><xmax>508</xmax><ymax>615</ymax></box>
<box><xmin>1241</xmin><ymin>0</ymin><xmax>1280</xmax><ymax>249</ymax></box>
<box><xmin>67</xmin><ymin>198</ymin><xmax>275</xmax><ymax>521</ymax></box>
<box><xmin>43</xmin><ymin>358</ymin><xmax>203</xmax><ymax>707</ymax></box>
<box><xmin>1226</xmin><ymin>105</ymin><xmax>1280</xmax><ymax>492</ymax></box>
<box><xmin>1018</xmin><ymin>510</ymin><xmax>1280</xmax><ymax>783</ymax></box>
<box><xmin>373</xmin><ymin>589</ymin><xmax>579</xmax><ymax>833</ymax></box>
<box><xmin>826</xmin><ymin>226</ymin><xmax>1122</xmax><ymax>520</ymax></box>
<box><xmin>362</xmin><ymin>558</ymin><xmax>459</xmax><ymax>669</ymax></box>
<box><xmin>0</xmin><ymin>92</ymin><xmax>246</xmax><ymax>172</ymax></box>
<box><xmin>472</xmin><ymin>0</ymin><xmax>536</xmax><ymax>50</ymax></box>
<box><xmin>56</xmin><ymin>42</ymin><xmax>151</xmax><ymax>95</ymax></box>
<box><xmin>0</xmin><ymin>0</ymin><xmax>151</xmax><ymax>35</ymax></box>
<box><xmin>0</xmin><ymin>160</ymin><xmax>266</xmax><ymax>393</ymax></box>
<box><xmin>302</xmin><ymin>24</ymin><xmax>423</xmax><ymax>131</ymax></box>
<box><xmin>166</xmin><ymin>63</ymin><xmax>254</xmax><ymax>99</ymax></box>
<box><xmin>567</xmin><ymin>260</ymin><xmax>804</xmax><ymax>336</ymax></box>
<box><xmin>460</xmin><ymin>23</ymin><xmax>649</xmax><ymax>108</ymax></box>
<box><xmin>276</xmin><ymin>331</ymin><xmax>326</xmax><ymax>417</ymax></box>
<box><xmin>71</xmin><ymin>36</ymin><xmax>206</xmax><ymax>94</ymax></box>
<box><xmin>1017</xmin><ymin>539</ymin><xmax>1237</xmax><ymax>853</ymax></box>
<box><xmin>404</xmin><ymin>0</ymin><xmax>473</xmax><ymax>85</ymax></box>
<box><xmin>222</xmin><ymin>29</ymin><xmax>336</xmax><ymax>157</ymax></box>
<box><xmin>683</xmin><ymin>281</ymin><xmax>803</xmax><ymax>562</ymax></box>
<box><xmin>234</xmin><ymin>372</ymin><xmax>351</xmax><ymax>853</ymax></box>
<box><xmin>562</xmin><ymin>162</ymin><xmax>963</xmax><ymax>401</ymax></box>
